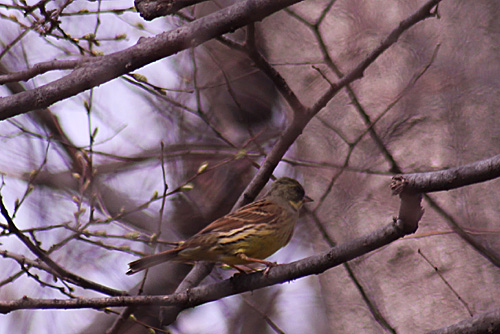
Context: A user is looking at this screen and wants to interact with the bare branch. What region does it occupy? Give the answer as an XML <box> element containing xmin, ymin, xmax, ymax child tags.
<box><xmin>135</xmin><ymin>0</ymin><xmax>209</xmax><ymax>20</ymax></box>
<box><xmin>0</xmin><ymin>59</ymin><xmax>83</xmax><ymax>84</ymax></box>
<box><xmin>392</xmin><ymin>154</ymin><xmax>500</xmax><ymax>193</ymax></box>
<box><xmin>159</xmin><ymin>262</ymin><xmax>214</xmax><ymax>326</ymax></box>
<box><xmin>0</xmin><ymin>196</ymin><xmax>126</xmax><ymax>297</ymax></box>
<box><xmin>0</xmin><ymin>0</ymin><xmax>306</xmax><ymax>120</ymax></box>
<box><xmin>0</xmin><ymin>250</ymin><xmax>52</xmax><ymax>272</ymax></box>
<box><xmin>0</xmin><ymin>215</ymin><xmax>419</xmax><ymax>314</ymax></box>
<box><xmin>235</xmin><ymin>0</ymin><xmax>442</xmax><ymax>207</ymax></box>
<box><xmin>167</xmin><ymin>1</ymin><xmax>441</xmax><ymax>318</ymax></box>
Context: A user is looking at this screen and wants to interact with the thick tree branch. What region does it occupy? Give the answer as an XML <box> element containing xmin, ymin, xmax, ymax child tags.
<box><xmin>167</xmin><ymin>1</ymin><xmax>441</xmax><ymax>319</ymax></box>
<box><xmin>0</xmin><ymin>202</ymin><xmax>422</xmax><ymax>314</ymax></box>
<box><xmin>391</xmin><ymin>155</ymin><xmax>500</xmax><ymax>267</ymax></box>
<box><xmin>392</xmin><ymin>154</ymin><xmax>500</xmax><ymax>193</ymax></box>
<box><xmin>159</xmin><ymin>262</ymin><xmax>214</xmax><ymax>326</ymax></box>
<box><xmin>0</xmin><ymin>0</ymin><xmax>306</xmax><ymax>120</ymax></box>
<box><xmin>135</xmin><ymin>0</ymin><xmax>208</xmax><ymax>20</ymax></box>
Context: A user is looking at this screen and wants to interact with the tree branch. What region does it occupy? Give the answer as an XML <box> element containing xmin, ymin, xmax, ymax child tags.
<box><xmin>392</xmin><ymin>154</ymin><xmax>500</xmax><ymax>193</ymax></box>
<box><xmin>0</xmin><ymin>250</ymin><xmax>52</xmax><ymax>272</ymax></box>
<box><xmin>135</xmin><ymin>0</ymin><xmax>209</xmax><ymax>20</ymax></box>
<box><xmin>161</xmin><ymin>1</ymin><xmax>441</xmax><ymax>322</ymax></box>
<box><xmin>390</xmin><ymin>155</ymin><xmax>500</xmax><ymax>267</ymax></box>
<box><xmin>0</xmin><ymin>0</ymin><xmax>306</xmax><ymax>120</ymax></box>
<box><xmin>0</xmin><ymin>192</ymin><xmax>423</xmax><ymax>314</ymax></box>
<box><xmin>235</xmin><ymin>0</ymin><xmax>442</xmax><ymax>207</ymax></box>
<box><xmin>0</xmin><ymin>59</ymin><xmax>83</xmax><ymax>85</ymax></box>
<box><xmin>0</xmin><ymin>195</ymin><xmax>126</xmax><ymax>297</ymax></box>
<box><xmin>309</xmin><ymin>0</ymin><xmax>440</xmax><ymax>116</ymax></box>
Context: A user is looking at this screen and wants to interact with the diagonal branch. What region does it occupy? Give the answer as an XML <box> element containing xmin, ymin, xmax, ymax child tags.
<box><xmin>0</xmin><ymin>0</ymin><xmax>307</xmax><ymax>120</ymax></box>
<box><xmin>235</xmin><ymin>0</ymin><xmax>442</xmax><ymax>207</ymax></box>
<box><xmin>165</xmin><ymin>1</ymin><xmax>442</xmax><ymax>323</ymax></box>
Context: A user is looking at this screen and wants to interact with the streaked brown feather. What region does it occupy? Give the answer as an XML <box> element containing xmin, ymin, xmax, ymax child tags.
<box><xmin>127</xmin><ymin>177</ymin><xmax>309</xmax><ymax>274</ymax></box>
<box><xmin>196</xmin><ymin>199</ymin><xmax>282</xmax><ymax>234</ymax></box>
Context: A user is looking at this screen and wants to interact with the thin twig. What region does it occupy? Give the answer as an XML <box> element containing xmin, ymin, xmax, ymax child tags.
<box><xmin>417</xmin><ymin>249</ymin><xmax>473</xmax><ymax>317</ymax></box>
<box><xmin>0</xmin><ymin>196</ymin><xmax>126</xmax><ymax>297</ymax></box>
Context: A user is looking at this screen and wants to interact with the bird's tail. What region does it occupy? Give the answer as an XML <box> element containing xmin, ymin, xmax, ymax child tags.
<box><xmin>127</xmin><ymin>249</ymin><xmax>180</xmax><ymax>275</ymax></box>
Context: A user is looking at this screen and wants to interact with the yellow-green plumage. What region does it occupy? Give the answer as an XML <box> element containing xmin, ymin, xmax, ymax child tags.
<box><xmin>127</xmin><ymin>177</ymin><xmax>309</xmax><ymax>275</ymax></box>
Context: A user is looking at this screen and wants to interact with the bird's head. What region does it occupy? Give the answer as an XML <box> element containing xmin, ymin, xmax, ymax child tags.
<box><xmin>267</xmin><ymin>177</ymin><xmax>312</xmax><ymax>210</ymax></box>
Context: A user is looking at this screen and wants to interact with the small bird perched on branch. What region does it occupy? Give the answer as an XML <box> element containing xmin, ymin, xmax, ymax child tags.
<box><xmin>127</xmin><ymin>177</ymin><xmax>311</xmax><ymax>275</ymax></box>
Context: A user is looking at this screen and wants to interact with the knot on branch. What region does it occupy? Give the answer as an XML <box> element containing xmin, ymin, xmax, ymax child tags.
<box><xmin>135</xmin><ymin>0</ymin><xmax>202</xmax><ymax>20</ymax></box>
<box><xmin>390</xmin><ymin>175</ymin><xmax>408</xmax><ymax>195</ymax></box>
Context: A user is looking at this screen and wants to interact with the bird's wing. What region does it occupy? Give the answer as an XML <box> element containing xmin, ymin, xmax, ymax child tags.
<box><xmin>196</xmin><ymin>199</ymin><xmax>282</xmax><ymax>235</ymax></box>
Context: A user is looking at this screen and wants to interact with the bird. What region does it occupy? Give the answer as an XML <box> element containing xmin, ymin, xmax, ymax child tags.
<box><xmin>127</xmin><ymin>177</ymin><xmax>311</xmax><ymax>275</ymax></box>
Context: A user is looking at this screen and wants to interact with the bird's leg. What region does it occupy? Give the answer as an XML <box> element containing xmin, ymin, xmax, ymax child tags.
<box><xmin>236</xmin><ymin>253</ymin><xmax>278</xmax><ymax>275</ymax></box>
<box><xmin>227</xmin><ymin>264</ymin><xmax>251</xmax><ymax>274</ymax></box>
<box><xmin>236</xmin><ymin>253</ymin><xmax>277</xmax><ymax>266</ymax></box>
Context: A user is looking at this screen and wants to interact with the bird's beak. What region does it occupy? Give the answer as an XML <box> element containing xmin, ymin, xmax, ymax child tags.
<box><xmin>303</xmin><ymin>195</ymin><xmax>313</xmax><ymax>203</ymax></box>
